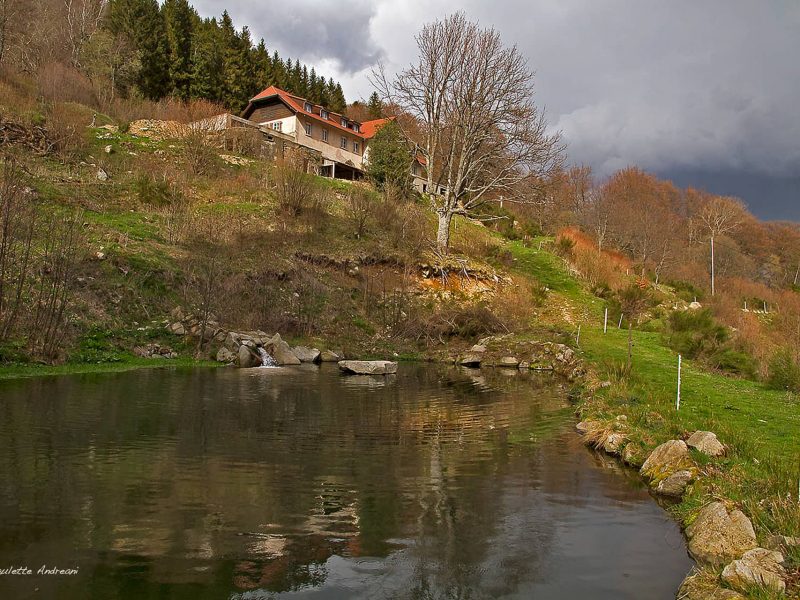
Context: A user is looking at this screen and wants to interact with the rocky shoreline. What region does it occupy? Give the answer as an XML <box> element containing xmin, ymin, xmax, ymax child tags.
<box><xmin>160</xmin><ymin>309</ymin><xmax>793</xmax><ymax>597</ymax></box>
<box><xmin>575</xmin><ymin>416</ymin><xmax>794</xmax><ymax>598</ymax></box>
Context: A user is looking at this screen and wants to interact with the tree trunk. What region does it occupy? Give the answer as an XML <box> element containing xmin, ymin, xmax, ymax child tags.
<box><xmin>710</xmin><ymin>235</ymin><xmax>715</xmax><ymax>296</ymax></box>
<box><xmin>436</xmin><ymin>211</ymin><xmax>453</xmax><ymax>253</ymax></box>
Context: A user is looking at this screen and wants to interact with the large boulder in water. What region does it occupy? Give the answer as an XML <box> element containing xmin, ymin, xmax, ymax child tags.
<box><xmin>685</xmin><ymin>502</ymin><xmax>757</xmax><ymax>566</ymax></box>
<box><xmin>338</xmin><ymin>360</ymin><xmax>398</xmax><ymax>375</ymax></box>
<box><xmin>237</xmin><ymin>345</ymin><xmax>262</xmax><ymax>368</ymax></box>
<box><xmin>292</xmin><ymin>346</ymin><xmax>321</xmax><ymax>363</ymax></box>
<box><xmin>264</xmin><ymin>334</ymin><xmax>301</xmax><ymax>366</ymax></box>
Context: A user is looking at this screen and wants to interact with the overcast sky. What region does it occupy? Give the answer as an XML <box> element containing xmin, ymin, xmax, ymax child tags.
<box><xmin>192</xmin><ymin>0</ymin><xmax>799</xmax><ymax>221</ymax></box>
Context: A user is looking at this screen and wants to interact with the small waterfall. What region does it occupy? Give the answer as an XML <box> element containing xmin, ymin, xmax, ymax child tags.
<box><xmin>257</xmin><ymin>347</ymin><xmax>278</xmax><ymax>368</ymax></box>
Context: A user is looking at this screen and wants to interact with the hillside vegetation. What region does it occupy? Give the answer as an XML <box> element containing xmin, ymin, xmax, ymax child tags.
<box><xmin>2</xmin><ymin>57</ymin><xmax>800</xmax><ymax>596</ymax></box>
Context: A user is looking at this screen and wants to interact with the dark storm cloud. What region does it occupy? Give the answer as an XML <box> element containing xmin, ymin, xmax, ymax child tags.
<box><xmin>191</xmin><ymin>0</ymin><xmax>383</xmax><ymax>73</ymax></box>
<box><xmin>192</xmin><ymin>0</ymin><xmax>799</xmax><ymax>217</ymax></box>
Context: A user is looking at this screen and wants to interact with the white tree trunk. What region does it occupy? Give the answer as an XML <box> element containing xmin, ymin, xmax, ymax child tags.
<box><xmin>436</xmin><ymin>211</ymin><xmax>453</xmax><ymax>253</ymax></box>
<box><xmin>710</xmin><ymin>235</ymin><xmax>715</xmax><ymax>296</ymax></box>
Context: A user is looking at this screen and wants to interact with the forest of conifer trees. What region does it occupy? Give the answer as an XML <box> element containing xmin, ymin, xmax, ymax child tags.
<box><xmin>0</xmin><ymin>0</ymin><xmax>348</xmax><ymax>114</ymax></box>
<box><xmin>114</xmin><ymin>0</ymin><xmax>347</xmax><ymax>112</ymax></box>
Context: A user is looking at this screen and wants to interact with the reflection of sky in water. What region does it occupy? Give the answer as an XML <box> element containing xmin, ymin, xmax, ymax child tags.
<box><xmin>233</xmin><ymin>437</ymin><xmax>689</xmax><ymax>600</ymax></box>
<box><xmin>0</xmin><ymin>365</ymin><xmax>691</xmax><ymax>600</ymax></box>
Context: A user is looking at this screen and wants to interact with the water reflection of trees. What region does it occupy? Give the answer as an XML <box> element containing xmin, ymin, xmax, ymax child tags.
<box><xmin>0</xmin><ymin>365</ymin><xmax>612</xmax><ymax>599</ymax></box>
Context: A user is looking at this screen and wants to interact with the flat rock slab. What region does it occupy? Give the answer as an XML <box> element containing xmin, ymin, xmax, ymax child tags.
<box><xmin>458</xmin><ymin>353</ymin><xmax>482</xmax><ymax>367</ymax></box>
<box><xmin>338</xmin><ymin>360</ymin><xmax>398</xmax><ymax>375</ymax></box>
<box><xmin>687</xmin><ymin>431</ymin><xmax>725</xmax><ymax>456</ymax></box>
<box><xmin>685</xmin><ymin>502</ymin><xmax>757</xmax><ymax>566</ymax></box>
<box><xmin>498</xmin><ymin>356</ymin><xmax>520</xmax><ymax>367</ymax></box>
<box><xmin>721</xmin><ymin>548</ymin><xmax>785</xmax><ymax>594</ymax></box>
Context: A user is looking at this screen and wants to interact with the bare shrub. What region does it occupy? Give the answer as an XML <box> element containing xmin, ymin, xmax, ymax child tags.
<box><xmin>28</xmin><ymin>209</ymin><xmax>84</xmax><ymax>360</ymax></box>
<box><xmin>375</xmin><ymin>185</ymin><xmax>430</xmax><ymax>257</ymax></box>
<box><xmin>395</xmin><ymin>299</ymin><xmax>504</xmax><ymax>346</ymax></box>
<box><xmin>37</xmin><ymin>61</ymin><xmax>95</xmax><ymax>106</ymax></box>
<box><xmin>222</xmin><ymin>127</ymin><xmax>263</xmax><ymax>157</ymax></box>
<box><xmin>0</xmin><ymin>67</ymin><xmax>39</xmax><ymax>117</ymax></box>
<box><xmin>272</xmin><ymin>149</ymin><xmax>321</xmax><ymax>218</ymax></box>
<box><xmin>345</xmin><ymin>182</ymin><xmax>376</xmax><ymax>238</ymax></box>
<box><xmin>0</xmin><ymin>156</ymin><xmax>36</xmax><ymax>340</ymax></box>
<box><xmin>182</xmin><ymin>213</ymin><xmax>232</xmax><ymax>357</ymax></box>
<box><xmin>47</xmin><ymin>101</ymin><xmax>91</xmax><ymax>158</ymax></box>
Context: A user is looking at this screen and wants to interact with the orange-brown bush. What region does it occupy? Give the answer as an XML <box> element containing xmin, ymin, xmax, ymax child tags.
<box><xmin>557</xmin><ymin>228</ymin><xmax>630</xmax><ymax>291</ymax></box>
<box><xmin>46</xmin><ymin>101</ymin><xmax>91</xmax><ymax>158</ymax></box>
<box><xmin>37</xmin><ymin>62</ymin><xmax>96</xmax><ymax>107</ymax></box>
<box><xmin>490</xmin><ymin>278</ymin><xmax>546</xmax><ymax>331</ymax></box>
<box><xmin>0</xmin><ymin>67</ymin><xmax>39</xmax><ymax>119</ymax></box>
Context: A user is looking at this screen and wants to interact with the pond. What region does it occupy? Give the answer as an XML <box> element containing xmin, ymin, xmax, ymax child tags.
<box><xmin>0</xmin><ymin>364</ymin><xmax>692</xmax><ymax>599</ymax></box>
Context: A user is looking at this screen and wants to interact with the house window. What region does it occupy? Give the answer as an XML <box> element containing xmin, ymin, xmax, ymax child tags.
<box><xmin>304</xmin><ymin>123</ymin><xmax>312</xmax><ymax>136</ymax></box>
<box><xmin>340</xmin><ymin>136</ymin><xmax>347</xmax><ymax>149</ymax></box>
<box><xmin>353</xmin><ymin>141</ymin><xmax>359</xmax><ymax>153</ymax></box>
<box><xmin>271</xmin><ymin>122</ymin><xmax>282</xmax><ymax>132</ymax></box>
<box><xmin>341</xmin><ymin>118</ymin><xmax>347</xmax><ymax>127</ymax></box>
<box><xmin>322</xmin><ymin>129</ymin><xmax>328</xmax><ymax>142</ymax></box>
<box><xmin>304</xmin><ymin>102</ymin><xmax>312</xmax><ymax>112</ymax></box>
<box><xmin>320</xmin><ymin>109</ymin><xmax>328</xmax><ymax>120</ymax></box>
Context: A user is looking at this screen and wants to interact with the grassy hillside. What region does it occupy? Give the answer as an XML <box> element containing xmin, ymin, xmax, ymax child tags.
<box><xmin>2</xmin><ymin>91</ymin><xmax>799</xmax><ymax>596</ymax></box>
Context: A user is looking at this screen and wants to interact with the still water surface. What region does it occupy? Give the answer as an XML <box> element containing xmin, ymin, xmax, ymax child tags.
<box><xmin>0</xmin><ymin>364</ymin><xmax>692</xmax><ymax>599</ymax></box>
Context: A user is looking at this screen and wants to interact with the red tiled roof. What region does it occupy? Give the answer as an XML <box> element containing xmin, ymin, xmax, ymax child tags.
<box><xmin>247</xmin><ymin>85</ymin><xmax>365</xmax><ymax>138</ymax></box>
<box><xmin>360</xmin><ymin>118</ymin><xmax>392</xmax><ymax>140</ymax></box>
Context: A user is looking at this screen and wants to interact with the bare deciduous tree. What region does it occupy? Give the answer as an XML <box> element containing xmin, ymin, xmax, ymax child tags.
<box><xmin>373</xmin><ymin>12</ymin><xmax>563</xmax><ymax>251</ymax></box>
<box><xmin>64</xmin><ymin>0</ymin><xmax>107</xmax><ymax>68</ymax></box>
<box><xmin>28</xmin><ymin>209</ymin><xmax>83</xmax><ymax>360</ymax></box>
<box><xmin>0</xmin><ymin>0</ymin><xmax>20</xmax><ymax>64</ymax></box>
<box><xmin>696</xmin><ymin>194</ymin><xmax>747</xmax><ymax>295</ymax></box>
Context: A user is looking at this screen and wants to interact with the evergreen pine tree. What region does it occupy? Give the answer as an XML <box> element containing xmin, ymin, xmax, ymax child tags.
<box><xmin>110</xmin><ymin>0</ymin><xmax>171</xmax><ymax>100</ymax></box>
<box><xmin>318</xmin><ymin>76</ymin><xmax>331</xmax><ymax>108</ymax></box>
<box><xmin>365</xmin><ymin>120</ymin><xmax>411</xmax><ymax>189</ymax></box>
<box><xmin>162</xmin><ymin>0</ymin><xmax>197</xmax><ymax>100</ymax></box>
<box><xmin>271</xmin><ymin>51</ymin><xmax>284</xmax><ymax>87</ymax></box>
<box><xmin>367</xmin><ymin>91</ymin><xmax>382</xmax><ymax>119</ymax></box>
<box><xmin>237</xmin><ymin>26</ymin><xmax>256</xmax><ymax>106</ymax></box>
<box><xmin>301</xmin><ymin>65</ymin><xmax>309</xmax><ymax>97</ymax></box>
<box><xmin>284</xmin><ymin>58</ymin><xmax>294</xmax><ymax>89</ymax></box>
<box><xmin>308</xmin><ymin>68</ymin><xmax>319</xmax><ymax>104</ymax></box>
<box><xmin>219</xmin><ymin>12</ymin><xmax>253</xmax><ymax>111</ymax></box>
<box><xmin>189</xmin><ymin>19</ymin><xmax>223</xmax><ymax>102</ymax></box>
<box><xmin>291</xmin><ymin>60</ymin><xmax>302</xmax><ymax>95</ymax></box>
<box><xmin>332</xmin><ymin>82</ymin><xmax>347</xmax><ymax>113</ymax></box>
<box><xmin>252</xmin><ymin>39</ymin><xmax>271</xmax><ymax>93</ymax></box>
